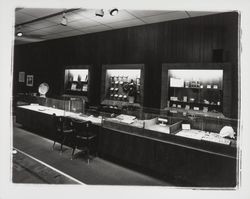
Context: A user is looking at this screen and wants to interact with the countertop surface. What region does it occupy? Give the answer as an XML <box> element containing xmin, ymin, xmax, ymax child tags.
<box><xmin>18</xmin><ymin>104</ymin><xmax>237</xmax><ymax>152</ymax></box>
<box><xmin>18</xmin><ymin>104</ymin><xmax>102</xmax><ymax>125</ymax></box>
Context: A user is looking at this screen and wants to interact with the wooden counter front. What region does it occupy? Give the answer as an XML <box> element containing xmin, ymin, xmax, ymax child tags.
<box><xmin>15</xmin><ymin>105</ymin><xmax>238</xmax><ymax>187</ymax></box>
<box><xmin>98</xmin><ymin>119</ymin><xmax>237</xmax><ymax>187</ymax></box>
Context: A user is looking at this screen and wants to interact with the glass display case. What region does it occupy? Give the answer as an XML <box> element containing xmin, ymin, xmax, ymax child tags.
<box><xmin>160</xmin><ymin>63</ymin><xmax>235</xmax><ymax>118</ymax></box>
<box><xmin>168</xmin><ymin>69</ymin><xmax>223</xmax><ymax>113</ymax></box>
<box><xmin>99</xmin><ymin>107</ymin><xmax>237</xmax><ymax>148</ymax></box>
<box><xmin>100</xmin><ymin>64</ymin><xmax>144</xmax><ymax>111</ymax></box>
<box><xmin>64</xmin><ymin>67</ymin><xmax>89</xmax><ymax>96</ymax></box>
<box><xmin>15</xmin><ymin>97</ymin><xmax>238</xmax><ymax>187</ymax></box>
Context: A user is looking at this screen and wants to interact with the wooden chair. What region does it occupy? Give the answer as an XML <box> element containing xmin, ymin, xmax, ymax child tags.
<box><xmin>52</xmin><ymin>114</ymin><xmax>74</xmax><ymax>153</ymax></box>
<box><xmin>71</xmin><ymin>119</ymin><xmax>97</xmax><ymax>163</ymax></box>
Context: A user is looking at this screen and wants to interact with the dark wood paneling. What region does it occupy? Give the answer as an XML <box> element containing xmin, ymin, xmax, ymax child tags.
<box><xmin>99</xmin><ymin>126</ymin><xmax>237</xmax><ymax>187</ymax></box>
<box><xmin>13</xmin><ymin>12</ymin><xmax>239</xmax><ymax>118</ymax></box>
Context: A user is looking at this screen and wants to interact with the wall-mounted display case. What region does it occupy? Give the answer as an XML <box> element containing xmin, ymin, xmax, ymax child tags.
<box><xmin>101</xmin><ymin>64</ymin><xmax>144</xmax><ymax>110</ymax></box>
<box><xmin>64</xmin><ymin>65</ymin><xmax>90</xmax><ymax>97</ymax></box>
<box><xmin>168</xmin><ymin>69</ymin><xmax>223</xmax><ymax>113</ymax></box>
<box><xmin>161</xmin><ymin>63</ymin><xmax>233</xmax><ymax>118</ymax></box>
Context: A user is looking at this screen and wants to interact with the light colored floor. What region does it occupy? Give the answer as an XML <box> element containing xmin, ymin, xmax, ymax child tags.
<box><xmin>13</xmin><ymin>122</ymin><xmax>172</xmax><ymax>186</ymax></box>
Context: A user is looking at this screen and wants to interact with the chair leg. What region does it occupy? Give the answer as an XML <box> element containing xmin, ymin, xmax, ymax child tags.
<box><xmin>60</xmin><ymin>136</ymin><xmax>67</xmax><ymax>153</ymax></box>
<box><xmin>71</xmin><ymin>147</ymin><xmax>76</xmax><ymax>160</ymax></box>
<box><xmin>52</xmin><ymin>141</ymin><xmax>56</xmax><ymax>150</ymax></box>
<box><xmin>86</xmin><ymin>148</ymin><xmax>90</xmax><ymax>164</ymax></box>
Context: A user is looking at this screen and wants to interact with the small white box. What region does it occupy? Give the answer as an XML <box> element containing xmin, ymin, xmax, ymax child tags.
<box><xmin>182</xmin><ymin>124</ymin><xmax>191</xmax><ymax>130</ymax></box>
<box><xmin>193</xmin><ymin>107</ymin><xmax>199</xmax><ymax>111</ymax></box>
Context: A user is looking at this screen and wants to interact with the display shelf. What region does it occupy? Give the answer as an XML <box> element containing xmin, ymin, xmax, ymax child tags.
<box><xmin>64</xmin><ymin>66</ymin><xmax>90</xmax><ymax>97</ymax></box>
<box><xmin>101</xmin><ymin>64</ymin><xmax>144</xmax><ymax>107</ymax></box>
<box><xmin>169</xmin><ymin>86</ymin><xmax>223</xmax><ymax>91</ymax></box>
<box><xmin>169</xmin><ymin>100</ymin><xmax>221</xmax><ymax>107</ymax></box>
<box><xmin>167</xmin><ymin>69</ymin><xmax>223</xmax><ymax>114</ymax></box>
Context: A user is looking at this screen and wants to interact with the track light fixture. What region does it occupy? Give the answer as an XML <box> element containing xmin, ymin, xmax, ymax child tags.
<box><xmin>60</xmin><ymin>12</ymin><xmax>68</xmax><ymax>26</ymax></box>
<box><xmin>95</xmin><ymin>9</ymin><xmax>104</xmax><ymax>17</ymax></box>
<box><xmin>95</xmin><ymin>8</ymin><xmax>119</xmax><ymax>17</ymax></box>
<box><xmin>109</xmin><ymin>8</ymin><xmax>119</xmax><ymax>16</ymax></box>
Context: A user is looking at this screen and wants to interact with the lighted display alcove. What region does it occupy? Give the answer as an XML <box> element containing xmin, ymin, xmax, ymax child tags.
<box><xmin>101</xmin><ymin>64</ymin><xmax>144</xmax><ymax>109</ymax></box>
<box><xmin>161</xmin><ymin>63</ymin><xmax>233</xmax><ymax>118</ymax></box>
<box><xmin>64</xmin><ymin>65</ymin><xmax>90</xmax><ymax>98</ymax></box>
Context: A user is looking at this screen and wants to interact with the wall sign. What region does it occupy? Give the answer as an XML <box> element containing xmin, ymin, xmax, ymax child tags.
<box><xmin>26</xmin><ymin>75</ymin><xmax>34</xmax><ymax>87</ymax></box>
<box><xmin>18</xmin><ymin>72</ymin><xmax>25</xmax><ymax>82</ymax></box>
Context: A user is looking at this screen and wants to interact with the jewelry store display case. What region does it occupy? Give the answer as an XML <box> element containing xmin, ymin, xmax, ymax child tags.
<box><xmin>64</xmin><ymin>65</ymin><xmax>90</xmax><ymax>98</ymax></box>
<box><xmin>98</xmin><ymin>107</ymin><xmax>238</xmax><ymax>187</ymax></box>
<box><xmin>16</xmin><ymin>94</ymin><xmax>238</xmax><ymax>187</ymax></box>
<box><xmin>168</xmin><ymin>69</ymin><xmax>223</xmax><ymax>113</ymax></box>
<box><xmin>161</xmin><ymin>63</ymin><xmax>234</xmax><ymax>119</ymax></box>
<box><xmin>100</xmin><ymin>64</ymin><xmax>144</xmax><ymax>113</ymax></box>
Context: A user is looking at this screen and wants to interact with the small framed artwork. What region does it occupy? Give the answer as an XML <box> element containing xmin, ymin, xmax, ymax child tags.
<box><xmin>26</xmin><ymin>75</ymin><xmax>34</xmax><ymax>87</ymax></box>
<box><xmin>18</xmin><ymin>72</ymin><xmax>25</xmax><ymax>82</ymax></box>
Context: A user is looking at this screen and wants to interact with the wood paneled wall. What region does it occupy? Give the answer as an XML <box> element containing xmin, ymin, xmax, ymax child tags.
<box><xmin>13</xmin><ymin>12</ymin><xmax>239</xmax><ymax>118</ymax></box>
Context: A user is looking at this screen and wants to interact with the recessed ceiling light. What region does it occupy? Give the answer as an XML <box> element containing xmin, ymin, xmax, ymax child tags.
<box><xmin>16</xmin><ymin>31</ymin><xmax>23</xmax><ymax>37</ymax></box>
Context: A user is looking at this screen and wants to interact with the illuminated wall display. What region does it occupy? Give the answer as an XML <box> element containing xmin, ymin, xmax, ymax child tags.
<box><xmin>106</xmin><ymin>69</ymin><xmax>141</xmax><ymax>103</ymax></box>
<box><xmin>64</xmin><ymin>69</ymin><xmax>89</xmax><ymax>93</ymax></box>
<box><xmin>167</xmin><ymin>69</ymin><xmax>223</xmax><ymax>113</ymax></box>
<box><xmin>101</xmin><ymin>64</ymin><xmax>144</xmax><ymax>108</ymax></box>
<box><xmin>105</xmin><ymin>69</ymin><xmax>141</xmax><ymax>103</ymax></box>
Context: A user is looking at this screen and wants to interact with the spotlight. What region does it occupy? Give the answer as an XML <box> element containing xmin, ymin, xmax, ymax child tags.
<box><xmin>60</xmin><ymin>12</ymin><xmax>68</xmax><ymax>26</ymax></box>
<box><xmin>16</xmin><ymin>31</ymin><xmax>23</xmax><ymax>37</ymax></box>
<box><xmin>109</xmin><ymin>8</ymin><xmax>118</xmax><ymax>16</ymax></box>
<box><xmin>16</xmin><ymin>26</ymin><xmax>23</xmax><ymax>37</ymax></box>
<box><xmin>95</xmin><ymin>9</ymin><xmax>104</xmax><ymax>17</ymax></box>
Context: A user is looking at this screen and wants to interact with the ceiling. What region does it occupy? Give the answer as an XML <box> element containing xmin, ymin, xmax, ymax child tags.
<box><xmin>14</xmin><ymin>8</ymin><xmax>218</xmax><ymax>45</ymax></box>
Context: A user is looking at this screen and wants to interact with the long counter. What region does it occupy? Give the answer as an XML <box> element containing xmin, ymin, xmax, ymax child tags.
<box><xmin>17</xmin><ymin>104</ymin><xmax>102</xmax><ymax>125</ymax></box>
<box><xmin>15</xmin><ymin>104</ymin><xmax>238</xmax><ymax>187</ymax></box>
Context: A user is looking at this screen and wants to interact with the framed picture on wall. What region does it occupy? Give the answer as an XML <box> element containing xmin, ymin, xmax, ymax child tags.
<box><xmin>18</xmin><ymin>72</ymin><xmax>25</xmax><ymax>82</ymax></box>
<box><xmin>26</xmin><ymin>75</ymin><xmax>34</xmax><ymax>87</ymax></box>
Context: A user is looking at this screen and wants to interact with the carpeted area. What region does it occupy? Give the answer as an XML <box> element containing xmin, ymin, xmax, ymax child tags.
<box><xmin>13</xmin><ymin>123</ymin><xmax>172</xmax><ymax>186</ymax></box>
<box><xmin>13</xmin><ymin>148</ymin><xmax>80</xmax><ymax>184</ymax></box>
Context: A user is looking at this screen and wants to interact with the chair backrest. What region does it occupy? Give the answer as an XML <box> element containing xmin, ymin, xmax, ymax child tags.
<box><xmin>52</xmin><ymin>114</ymin><xmax>71</xmax><ymax>132</ymax></box>
<box><xmin>71</xmin><ymin>119</ymin><xmax>92</xmax><ymax>137</ymax></box>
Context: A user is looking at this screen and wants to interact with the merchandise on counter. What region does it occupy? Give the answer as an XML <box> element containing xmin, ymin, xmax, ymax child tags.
<box><xmin>185</xmin><ymin>105</ymin><xmax>190</xmax><ymax>110</ymax></box>
<box><xmin>193</xmin><ymin>107</ymin><xmax>199</xmax><ymax>111</ymax></box>
<box><xmin>189</xmin><ymin>98</ymin><xmax>195</xmax><ymax>103</ymax></box>
<box><xmin>203</xmin><ymin>107</ymin><xmax>208</xmax><ymax>112</ymax></box>
<box><xmin>219</xmin><ymin>126</ymin><xmax>235</xmax><ymax>138</ymax></box>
